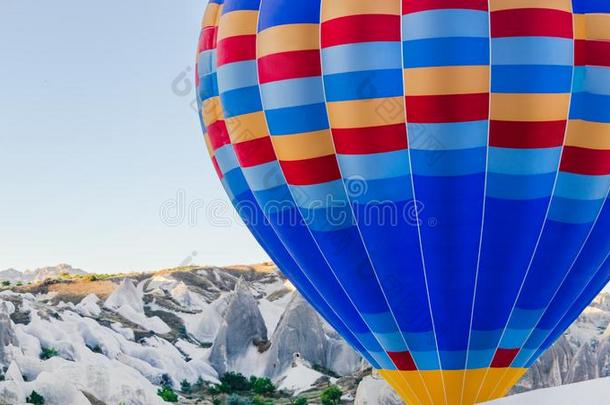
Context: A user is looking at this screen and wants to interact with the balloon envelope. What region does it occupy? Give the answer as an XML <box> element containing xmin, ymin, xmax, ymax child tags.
<box><xmin>196</xmin><ymin>0</ymin><xmax>610</xmax><ymax>403</ymax></box>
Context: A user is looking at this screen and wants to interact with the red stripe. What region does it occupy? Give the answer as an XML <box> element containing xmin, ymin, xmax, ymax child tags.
<box><xmin>490</xmin><ymin>120</ymin><xmax>567</xmax><ymax>148</ymax></box>
<box><xmin>207</xmin><ymin>121</ymin><xmax>231</xmax><ymax>151</ymax></box>
<box><xmin>491</xmin><ymin>349</ymin><xmax>520</xmax><ymax>368</ymax></box>
<box><xmin>279</xmin><ymin>155</ymin><xmax>341</xmax><ymax>185</ymax></box>
<box><xmin>211</xmin><ymin>156</ymin><xmax>223</xmax><ymax>179</ymax></box>
<box><xmin>258</xmin><ymin>50</ymin><xmax>322</xmax><ymax>84</ymax></box>
<box><xmin>387</xmin><ymin>351</ymin><xmax>417</xmax><ymax>371</ymax></box>
<box><xmin>560</xmin><ymin>147</ymin><xmax>610</xmax><ymax>175</ymax></box>
<box><xmin>402</xmin><ymin>0</ymin><xmax>488</xmax><ymax>14</ymax></box>
<box><xmin>200</xmin><ymin>27</ymin><xmax>218</xmax><ymax>52</ymax></box>
<box><xmin>575</xmin><ymin>40</ymin><xmax>610</xmax><ymax>67</ymax></box>
<box><xmin>217</xmin><ymin>35</ymin><xmax>256</xmax><ymax>67</ymax></box>
<box><xmin>233</xmin><ymin>137</ymin><xmax>277</xmax><ymax>168</ymax></box>
<box><xmin>405</xmin><ymin>93</ymin><xmax>489</xmax><ymax>123</ymax></box>
<box><xmin>333</xmin><ymin>124</ymin><xmax>408</xmax><ymax>154</ymax></box>
<box><xmin>321</xmin><ymin>15</ymin><xmax>401</xmax><ymax>48</ymax></box>
<box><xmin>491</xmin><ymin>9</ymin><xmax>573</xmax><ymax>39</ymax></box>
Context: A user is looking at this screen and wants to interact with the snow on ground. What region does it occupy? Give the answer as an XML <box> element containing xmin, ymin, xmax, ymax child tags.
<box><xmin>276</xmin><ymin>363</ymin><xmax>326</xmax><ymax>394</ymax></box>
<box><xmin>488</xmin><ymin>376</ymin><xmax>610</xmax><ymax>404</ymax></box>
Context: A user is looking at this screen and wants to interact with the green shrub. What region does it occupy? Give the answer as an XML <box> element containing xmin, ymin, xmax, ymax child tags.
<box><xmin>220</xmin><ymin>372</ymin><xmax>251</xmax><ymax>392</ymax></box>
<box><xmin>208</xmin><ymin>384</ymin><xmax>221</xmax><ymax>396</ymax></box>
<box><xmin>320</xmin><ymin>386</ymin><xmax>342</xmax><ymax>405</ymax></box>
<box><xmin>26</xmin><ymin>390</ymin><xmax>45</xmax><ymax>405</ymax></box>
<box><xmin>1</xmin><ymin>281</ymin><xmax>10</xmax><ymax>287</ymax></box>
<box><xmin>180</xmin><ymin>379</ymin><xmax>192</xmax><ymax>394</ymax></box>
<box><xmin>291</xmin><ymin>398</ymin><xmax>308</xmax><ymax>405</ymax></box>
<box><xmin>212</xmin><ymin>399</ymin><xmax>222</xmax><ymax>405</ymax></box>
<box><xmin>39</xmin><ymin>347</ymin><xmax>58</xmax><ymax>360</ymax></box>
<box><xmin>250</xmin><ymin>377</ymin><xmax>275</xmax><ymax>396</ymax></box>
<box><xmin>157</xmin><ymin>386</ymin><xmax>178</xmax><ymax>402</ymax></box>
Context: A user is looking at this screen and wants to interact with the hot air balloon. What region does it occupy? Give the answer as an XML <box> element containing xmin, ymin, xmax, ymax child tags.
<box><xmin>195</xmin><ymin>0</ymin><xmax>610</xmax><ymax>403</ymax></box>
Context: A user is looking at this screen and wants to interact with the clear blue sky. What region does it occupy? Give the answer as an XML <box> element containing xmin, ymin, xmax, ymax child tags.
<box><xmin>0</xmin><ymin>0</ymin><xmax>268</xmax><ymax>273</ymax></box>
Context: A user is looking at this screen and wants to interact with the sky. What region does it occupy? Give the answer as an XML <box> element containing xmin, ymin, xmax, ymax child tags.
<box><xmin>0</xmin><ymin>0</ymin><xmax>269</xmax><ymax>273</ymax></box>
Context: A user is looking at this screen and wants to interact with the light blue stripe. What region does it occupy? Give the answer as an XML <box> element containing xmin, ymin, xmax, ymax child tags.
<box><xmin>411</xmin><ymin>352</ymin><xmax>441</xmax><ymax>370</ymax></box>
<box><xmin>242</xmin><ymin>161</ymin><xmax>286</xmax><ymax>191</ymax></box>
<box><xmin>261</xmin><ymin>77</ymin><xmax>325</xmax><ymax>109</ymax></box>
<box><xmin>408</xmin><ymin>121</ymin><xmax>488</xmax><ymax>151</ymax></box>
<box><xmin>214</xmin><ymin>144</ymin><xmax>240</xmax><ymax>174</ymax></box>
<box><xmin>466</xmin><ymin>350</ymin><xmax>496</xmax><ymax>369</ymax></box>
<box><xmin>573</xmin><ymin>66</ymin><xmax>610</xmax><ymax>96</ymax></box>
<box><xmin>554</xmin><ymin>173</ymin><xmax>610</xmax><ymax>200</ymax></box>
<box><xmin>499</xmin><ymin>328</ymin><xmax>531</xmax><ymax>348</ymax></box>
<box><xmin>290</xmin><ymin>180</ymin><xmax>347</xmax><ymax>209</ymax></box>
<box><xmin>512</xmin><ymin>349</ymin><xmax>537</xmax><ymax>368</ymax></box>
<box><xmin>491</xmin><ymin>37</ymin><xmax>573</xmax><ymax>66</ymax></box>
<box><xmin>349</xmin><ymin>176</ymin><xmax>413</xmax><ymax>204</ymax></box>
<box><xmin>548</xmin><ymin>197</ymin><xmax>605</xmax><ymax>224</ymax></box>
<box><xmin>321</xmin><ymin>42</ymin><xmax>402</xmax><ymax>75</ymax></box>
<box><xmin>402</xmin><ymin>9</ymin><xmax>488</xmax><ymax>40</ymax></box>
<box><xmin>198</xmin><ymin>50</ymin><xmax>217</xmax><ymax>76</ymax></box>
<box><xmin>217</xmin><ymin>60</ymin><xmax>258</xmax><ymax>93</ymax></box>
<box><xmin>337</xmin><ymin>150</ymin><xmax>410</xmax><ymax>180</ymax></box>
<box><xmin>488</xmin><ymin>147</ymin><xmax>561</xmax><ymax>175</ymax></box>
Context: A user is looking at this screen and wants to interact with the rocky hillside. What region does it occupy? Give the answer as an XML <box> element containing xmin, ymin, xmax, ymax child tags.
<box><xmin>0</xmin><ymin>264</ymin><xmax>363</xmax><ymax>404</ymax></box>
<box><xmin>0</xmin><ymin>264</ymin><xmax>607</xmax><ymax>404</ymax></box>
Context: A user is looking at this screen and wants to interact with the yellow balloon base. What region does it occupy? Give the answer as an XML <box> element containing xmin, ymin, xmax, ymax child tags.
<box><xmin>379</xmin><ymin>368</ymin><xmax>527</xmax><ymax>405</ymax></box>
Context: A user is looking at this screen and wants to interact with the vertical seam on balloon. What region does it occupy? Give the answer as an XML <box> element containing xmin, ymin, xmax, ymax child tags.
<box><xmin>398</xmin><ymin>3</ymin><xmax>449</xmax><ymax>405</ymax></box>
<box><xmin>314</xmin><ymin>3</ymin><xmax>430</xmax><ymax>403</ymax></box>
<box><xmin>215</xmin><ymin>0</ymin><xmax>386</xmax><ymax>373</ymax></box>
<box><xmin>461</xmin><ymin>2</ymin><xmax>493</xmax><ymax>403</ymax></box>
<box><xmin>510</xmin><ymin>12</ymin><xmax>610</xmax><ymax>372</ymax></box>
<box><xmin>252</xmin><ymin>0</ymin><xmax>415</xmax><ymax>391</ymax></box>
<box><xmin>474</xmin><ymin>5</ymin><xmax>579</xmax><ymax>401</ymax></box>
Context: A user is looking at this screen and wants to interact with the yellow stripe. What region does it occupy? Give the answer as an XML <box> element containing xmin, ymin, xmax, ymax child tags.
<box><xmin>327</xmin><ymin>97</ymin><xmax>405</xmax><ymax>128</ymax></box>
<box><xmin>217</xmin><ymin>11</ymin><xmax>258</xmax><ymax>40</ymax></box>
<box><xmin>203</xmin><ymin>3</ymin><xmax>222</xmax><ymax>28</ymax></box>
<box><xmin>377</xmin><ymin>371</ymin><xmax>424</xmax><ymax>405</ymax></box>
<box><xmin>583</xmin><ymin>14</ymin><xmax>610</xmax><ymax>40</ymax></box>
<box><xmin>321</xmin><ymin>0</ymin><xmax>399</xmax><ymax>22</ymax></box>
<box><xmin>476</xmin><ymin>368</ymin><xmax>528</xmax><ymax>403</ymax></box>
<box><xmin>491</xmin><ymin>93</ymin><xmax>571</xmax><ymax>121</ymax></box>
<box><xmin>202</xmin><ymin>97</ymin><xmax>225</xmax><ymax>126</ymax></box>
<box><xmin>226</xmin><ymin>111</ymin><xmax>269</xmax><ymax>144</ymax></box>
<box><xmin>404</xmin><ymin>66</ymin><xmax>490</xmax><ymax>96</ymax></box>
<box><xmin>566</xmin><ymin>120</ymin><xmax>610</xmax><ymax>149</ymax></box>
<box><xmin>490</xmin><ymin>0</ymin><xmax>572</xmax><ymax>12</ymax></box>
<box><xmin>271</xmin><ymin>130</ymin><xmax>334</xmax><ymax>161</ymax></box>
<box><xmin>257</xmin><ymin>24</ymin><xmax>319</xmax><ymax>57</ymax></box>
<box><xmin>381</xmin><ymin>368</ymin><xmax>528</xmax><ymax>405</ymax></box>
<box><xmin>574</xmin><ymin>14</ymin><xmax>587</xmax><ymax>40</ymax></box>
